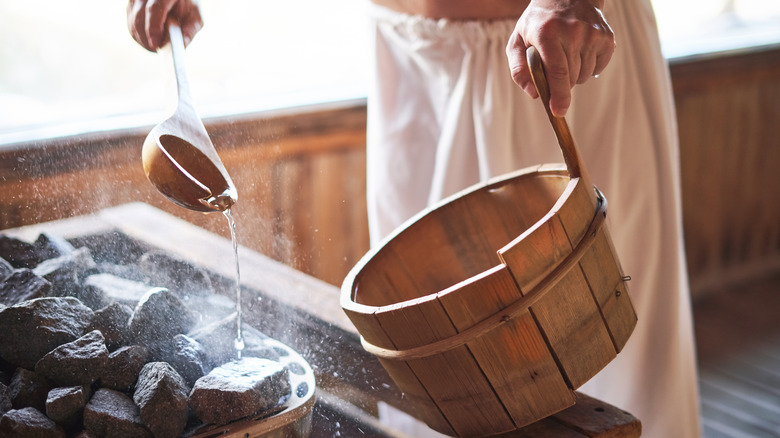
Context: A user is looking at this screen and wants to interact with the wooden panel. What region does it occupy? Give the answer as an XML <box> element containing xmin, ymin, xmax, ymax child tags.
<box><xmin>670</xmin><ymin>46</ymin><xmax>780</xmax><ymax>297</ymax></box>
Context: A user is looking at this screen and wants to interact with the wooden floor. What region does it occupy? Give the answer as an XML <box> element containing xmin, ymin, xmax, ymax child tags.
<box><xmin>694</xmin><ymin>271</ymin><xmax>780</xmax><ymax>438</ymax></box>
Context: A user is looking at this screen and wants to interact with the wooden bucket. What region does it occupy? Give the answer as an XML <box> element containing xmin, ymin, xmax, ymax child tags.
<box><xmin>340</xmin><ymin>48</ymin><xmax>637</xmax><ymax>437</ymax></box>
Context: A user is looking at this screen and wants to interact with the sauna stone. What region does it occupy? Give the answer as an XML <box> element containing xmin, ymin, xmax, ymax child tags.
<box><xmin>87</xmin><ymin>302</ymin><xmax>134</xmax><ymax>350</ymax></box>
<box><xmin>0</xmin><ymin>268</ymin><xmax>51</xmax><ymax>306</ymax></box>
<box><xmin>34</xmin><ymin>330</ymin><xmax>109</xmax><ymax>387</ymax></box>
<box><xmin>0</xmin><ymin>407</ymin><xmax>66</xmax><ymax>437</ymax></box>
<box><xmin>133</xmin><ymin>362</ymin><xmax>189</xmax><ymax>438</ymax></box>
<box><xmin>0</xmin><ymin>257</ymin><xmax>13</xmax><ymax>278</ymax></box>
<box><xmin>189</xmin><ymin>314</ymin><xmax>279</xmax><ymax>368</ymax></box>
<box><xmin>45</xmin><ymin>385</ymin><xmax>90</xmax><ymax>430</ymax></box>
<box><xmin>83</xmin><ymin>388</ymin><xmax>152</xmax><ymax>438</ymax></box>
<box><xmin>166</xmin><ymin>334</ymin><xmax>209</xmax><ymax>388</ymax></box>
<box><xmin>0</xmin><ymin>235</ymin><xmax>41</xmax><ymax>269</ymax></box>
<box><xmin>138</xmin><ymin>249</ymin><xmax>215</xmax><ymax>297</ymax></box>
<box><xmin>128</xmin><ymin>287</ymin><xmax>197</xmax><ymax>348</ymax></box>
<box><xmin>33</xmin><ymin>233</ymin><xmax>76</xmax><ymax>260</ymax></box>
<box><xmin>101</xmin><ymin>345</ymin><xmax>149</xmax><ymax>391</ymax></box>
<box><xmin>0</xmin><ymin>382</ymin><xmax>12</xmax><ymax>415</ymax></box>
<box><xmin>9</xmin><ymin>368</ymin><xmax>53</xmax><ymax>413</ymax></box>
<box><xmin>33</xmin><ymin>247</ymin><xmax>96</xmax><ymax>300</ymax></box>
<box><xmin>83</xmin><ymin>273</ymin><xmax>150</xmax><ymax>309</ymax></box>
<box><xmin>189</xmin><ymin>357</ymin><xmax>291</xmax><ymax>425</ymax></box>
<box><xmin>0</xmin><ymin>297</ymin><xmax>94</xmax><ymax>369</ymax></box>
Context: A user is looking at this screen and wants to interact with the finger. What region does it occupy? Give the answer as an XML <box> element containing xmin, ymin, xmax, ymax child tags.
<box><xmin>593</xmin><ymin>45</ymin><xmax>614</xmax><ymax>77</ymax></box>
<box><xmin>577</xmin><ymin>49</ymin><xmax>597</xmax><ymax>84</ymax></box>
<box><xmin>567</xmin><ymin>50</ymin><xmax>581</xmax><ymax>88</ymax></box>
<box><xmin>506</xmin><ymin>33</ymin><xmax>537</xmax><ymax>99</ymax></box>
<box><xmin>127</xmin><ymin>0</ymin><xmax>153</xmax><ymax>51</ymax></box>
<box><xmin>145</xmin><ymin>0</ymin><xmax>177</xmax><ymax>50</ymax></box>
<box><xmin>537</xmin><ymin>45</ymin><xmax>571</xmax><ymax>117</ymax></box>
<box><xmin>177</xmin><ymin>4</ymin><xmax>203</xmax><ymax>47</ymax></box>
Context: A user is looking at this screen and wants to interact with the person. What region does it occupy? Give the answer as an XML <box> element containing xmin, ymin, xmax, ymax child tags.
<box><xmin>127</xmin><ymin>1</ymin><xmax>701</xmax><ymax>437</ymax></box>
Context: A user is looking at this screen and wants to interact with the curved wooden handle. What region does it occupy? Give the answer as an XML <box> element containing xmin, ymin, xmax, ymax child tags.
<box><xmin>526</xmin><ymin>46</ymin><xmax>588</xmax><ymax>182</ymax></box>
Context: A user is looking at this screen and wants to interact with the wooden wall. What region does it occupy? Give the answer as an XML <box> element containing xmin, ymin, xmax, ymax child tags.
<box><xmin>670</xmin><ymin>46</ymin><xmax>780</xmax><ymax>297</ymax></box>
<box><xmin>1</xmin><ymin>45</ymin><xmax>779</xmax><ymax>298</ymax></box>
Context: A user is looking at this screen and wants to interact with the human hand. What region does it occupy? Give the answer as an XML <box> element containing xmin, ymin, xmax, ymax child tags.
<box><xmin>506</xmin><ymin>0</ymin><xmax>614</xmax><ymax>117</ymax></box>
<box><xmin>127</xmin><ymin>0</ymin><xmax>203</xmax><ymax>52</ymax></box>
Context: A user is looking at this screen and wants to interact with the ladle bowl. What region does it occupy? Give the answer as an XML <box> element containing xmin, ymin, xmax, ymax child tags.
<box><xmin>142</xmin><ymin>19</ymin><xmax>236</xmax><ymax>212</ymax></box>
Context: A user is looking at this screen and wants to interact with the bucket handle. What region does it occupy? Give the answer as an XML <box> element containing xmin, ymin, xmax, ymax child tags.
<box><xmin>526</xmin><ymin>46</ymin><xmax>589</xmax><ymax>183</ymax></box>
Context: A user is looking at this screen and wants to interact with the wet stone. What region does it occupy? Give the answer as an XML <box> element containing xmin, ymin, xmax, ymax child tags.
<box><xmin>0</xmin><ymin>297</ymin><xmax>94</xmax><ymax>369</ymax></box>
<box><xmin>189</xmin><ymin>357</ymin><xmax>291</xmax><ymax>426</ymax></box>
<box><xmin>83</xmin><ymin>273</ymin><xmax>150</xmax><ymax>309</ymax></box>
<box><xmin>90</xmin><ymin>262</ymin><xmax>148</xmax><ymax>283</ymax></box>
<box><xmin>45</xmin><ymin>385</ymin><xmax>90</xmax><ymax>430</ymax></box>
<box><xmin>87</xmin><ymin>302</ymin><xmax>133</xmax><ymax>350</ymax></box>
<box><xmin>0</xmin><ymin>257</ymin><xmax>13</xmax><ymax>279</ymax></box>
<box><xmin>128</xmin><ymin>287</ymin><xmax>196</xmax><ymax>348</ymax></box>
<box><xmin>9</xmin><ymin>368</ymin><xmax>53</xmax><ymax>413</ymax></box>
<box><xmin>35</xmin><ymin>330</ymin><xmax>108</xmax><ymax>387</ymax></box>
<box><xmin>101</xmin><ymin>345</ymin><xmax>149</xmax><ymax>391</ymax></box>
<box><xmin>188</xmin><ymin>314</ymin><xmax>278</xmax><ymax>368</ymax></box>
<box><xmin>33</xmin><ymin>247</ymin><xmax>97</xmax><ymax>300</ymax></box>
<box><xmin>33</xmin><ymin>233</ymin><xmax>76</xmax><ymax>261</ymax></box>
<box><xmin>0</xmin><ymin>269</ymin><xmax>51</xmax><ymax>306</ymax></box>
<box><xmin>133</xmin><ymin>362</ymin><xmax>189</xmax><ymax>438</ymax></box>
<box><xmin>0</xmin><ymin>382</ymin><xmax>12</xmax><ymax>415</ymax></box>
<box><xmin>138</xmin><ymin>250</ymin><xmax>215</xmax><ymax>297</ymax></box>
<box><xmin>0</xmin><ymin>407</ymin><xmax>66</xmax><ymax>438</ymax></box>
<box><xmin>0</xmin><ymin>235</ymin><xmax>41</xmax><ymax>269</ymax></box>
<box><xmin>83</xmin><ymin>388</ymin><xmax>152</xmax><ymax>438</ymax></box>
<box><xmin>166</xmin><ymin>334</ymin><xmax>209</xmax><ymax>388</ymax></box>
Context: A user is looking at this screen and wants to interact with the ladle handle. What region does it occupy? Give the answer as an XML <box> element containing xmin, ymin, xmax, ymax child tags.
<box><xmin>167</xmin><ymin>18</ymin><xmax>195</xmax><ymax>111</ymax></box>
<box><xmin>526</xmin><ymin>46</ymin><xmax>588</xmax><ymax>182</ymax></box>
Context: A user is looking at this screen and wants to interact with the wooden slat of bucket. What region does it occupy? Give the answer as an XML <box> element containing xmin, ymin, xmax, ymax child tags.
<box><xmin>375</xmin><ymin>292</ymin><xmax>517</xmax><ymax>436</ymax></box>
<box><xmin>578</xmin><ymin>229</ymin><xmax>636</xmax><ymax>352</ymax></box>
<box><xmin>438</xmin><ymin>265</ymin><xmax>576</xmax><ymax>428</ymax></box>
<box><xmin>499</xmin><ymin>180</ymin><xmax>615</xmax><ymax>388</ymax></box>
<box><xmin>341</xmin><ymin>302</ymin><xmax>456</xmax><ymax>436</ymax></box>
<box><xmin>554</xmin><ymin>183</ymin><xmax>637</xmax><ymax>353</ymax></box>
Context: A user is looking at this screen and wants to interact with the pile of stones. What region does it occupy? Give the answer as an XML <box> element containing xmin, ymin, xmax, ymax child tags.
<box><xmin>0</xmin><ymin>231</ymin><xmax>292</xmax><ymax>437</ymax></box>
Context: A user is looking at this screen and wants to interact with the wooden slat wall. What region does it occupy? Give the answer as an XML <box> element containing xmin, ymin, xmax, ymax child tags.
<box><xmin>1</xmin><ymin>45</ymin><xmax>779</xmax><ymax>297</ymax></box>
<box><xmin>0</xmin><ymin>101</ymin><xmax>369</xmax><ymax>287</ymax></box>
<box><xmin>670</xmin><ymin>46</ymin><xmax>780</xmax><ymax>297</ymax></box>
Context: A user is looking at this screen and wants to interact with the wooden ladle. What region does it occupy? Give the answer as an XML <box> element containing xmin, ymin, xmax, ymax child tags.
<box><xmin>141</xmin><ymin>19</ymin><xmax>237</xmax><ymax>212</ymax></box>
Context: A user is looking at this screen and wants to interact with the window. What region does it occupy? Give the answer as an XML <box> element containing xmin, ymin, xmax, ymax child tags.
<box><xmin>1</xmin><ymin>0</ymin><xmax>778</xmax><ymax>143</ymax></box>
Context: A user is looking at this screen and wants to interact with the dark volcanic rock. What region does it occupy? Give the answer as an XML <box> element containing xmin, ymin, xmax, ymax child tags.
<box><xmin>188</xmin><ymin>314</ymin><xmax>278</xmax><ymax>368</ymax></box>
<box><xmin>87</xmin><ymin>302</ymin><xmax>133</xmax><ymax>350</ymax></box>
<box><xmin>34</xmin><ymin>330</ymin><xmax>108</xmax><ymax>386</ymax></box>
<box><xmin>32</xmin><ymin>247</ymin><xmax>97</xmax><ymax>300</ymax></box>
<box><xmin>166</xmin><ymin>334</ymin><xmax>209</xmax><ymax>388</ymax></box>
<box><xmin>33</xmin><ymin>233</ymin><xmax>76</xmax><ymax>260</ymax></box>
<box><xmin>83</xmin><ymin>273</ymin><xmax>149</xmax><ymax>309</ymax></box>
<box><xmin>83</xmin><ymin>388</ymin><xmax>152</xmax><ymax>438</ymax></box>
<box><xmin>0</xmin><ymin>382</ymin><xmax>13</xmax><ymax>415</ymax></box>
<box><xmin>45</xmin><ymin>385</ymin><xmax>90</xmax><ymax>429</ymax></box>
<box><xmin>133</xmin><ymin>362</ymin><xmax>189</xmax><ymax>438</ymax></box>
<box><xmin>128</xmin><ymin>287</ymin><xmax>196</xmax><ymax>348</ymax></box>
<box><xmin>0</xmin><ymin>269</ymin><xmax>51</xmax><ymax>306</ymax></box>
<box><xmin>9</xmin><ymin>368</ymin><xmax>53</xmax><ymax>412</ymax></box>
<box><xmin>0</xmin><ymin>297</ymin><xmax>94</xmax><ymax>369</ymax></box>
<box><xmin>0</xmin><ymin>257</ymin><xmax>13</xmax><ymax>279</ymax></box>
<box><xmin>101</xmin><ymin>345</ymin><xmax>149</xmax><ymax>391</ymax></box>
<box><xmin>0</xmin><ymin>407</ymin><xmax>66</xmax><ymax>437</ymax></box>
<box><xmin>138</xmin><ymin>250</ymin><xmax>215</xmax><ymax>297</ymax></box>
<box><xmin>189</xmin><ymin>357</ymin><xmax>290</xmax><ymax>425</ymax></box>
<box><xmin>0</xmin><ymin>235</ymin><xmax>41</xmax><ymax>269</ymax></box>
